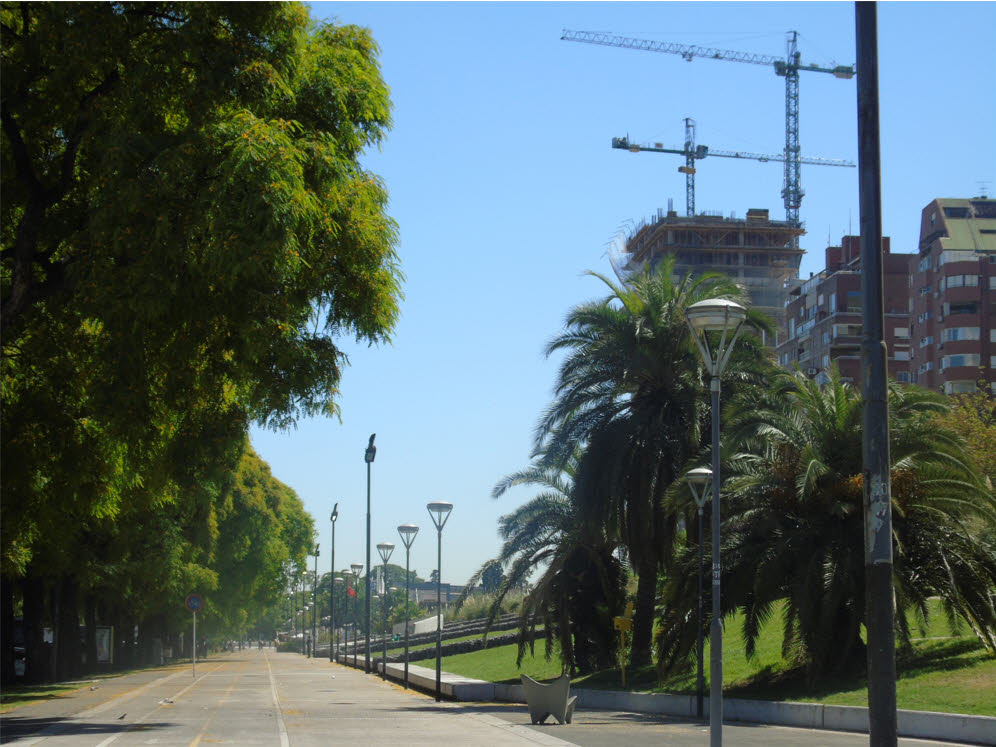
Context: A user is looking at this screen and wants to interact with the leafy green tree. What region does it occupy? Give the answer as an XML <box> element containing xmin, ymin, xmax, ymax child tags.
<box><xmin>657</xmin><ymin>369</ymin><xmax>996</xmax><ymax>678</ymax></box>
<box><xmin>2</xmin><ymin>1</ymin><xmax>401</xmax><ymax>574</ymax></box>
<box><xmin>466</xmin><ymin>452</ymin><xmax>624</xmax><ymax>676</ymax></box>
<box><xmin>481</xmin><ymin>562</ymin><xmax>504</xmax><ymax>594</ymax></box>
<box><xmin>535</xmin><ymin>261</ymin><xmax>770</xmax><ymax>667</ymax></box>
<box><xmin>933</xmin><ymin>381</ymin><xmax>996</xmax><ymax>483</ymax></box>
<box><xmin>2</xmin><ymin>3</ymin><xmax>401</xmax><ymax>680</ymax></box>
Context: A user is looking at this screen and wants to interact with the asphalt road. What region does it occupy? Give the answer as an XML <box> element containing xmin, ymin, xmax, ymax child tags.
<box><xmin>0</xmin><ymin>650</ymin><xmax>964</xmax><ymax>746</ymax></box>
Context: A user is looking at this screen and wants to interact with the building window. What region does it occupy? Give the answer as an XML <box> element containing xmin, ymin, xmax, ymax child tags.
<box><xmin>944</xmin><ymin>381</ymin><xmax>977</xmax><ymax>395</ymax></box>
<box><xmin>894</xmin><ymin>351</ymin><xmax>910</xmax><ymax>361</ymax></box>
<box><xmin>991</xmin><ymin>355</ymin><xmax>996</xmax><ymax>369</ymax></box>
<box><xmin>893</xmin><ymin>327</ymin><xmax>910</xmax><ymax>339</ymax></box>
<box><xmin>897</xmin><ymin>372</ymin><xmax>911</xmax><ymax>383</ymax></box>
<box><xmin>949</xmin><ymin>302</ymin><xmax>978</xmax><ymax>315</ymax></box>
<box><xmin>941</xmin><ymin>354</ymin><xmax>981</xmax><ymax>370</ymax></box>
<box><xmin>822</xmin><ymin>354</ymin><xmax>830</xmax><ymax>367</ymax></box>
<box><xmin>829</xmin><ymin>294</ymin><xmax>836</xmax><ymax>313</ymax></box>
<box><xmin>918</xmin><ymin>336</ymin><xmax>934</xmax><ymax>348</ymax></box>
<box><xmin>943</xmin><ymin>206</ymin><xmax>971</xmax><ymax>218</ymax></box>
<box><xmin>943</xmin><ymin>327</ymin><xmax>980</xmax><ymax>342</ymax></box>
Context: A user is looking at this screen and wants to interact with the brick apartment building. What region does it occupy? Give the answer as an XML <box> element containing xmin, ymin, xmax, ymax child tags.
<box><xmin>910</xmin><ymin>198</ymin><xmax>996</xmax><ymax>394</ymax></box>
<box><xmin>775</xmin><ymin>235</ymin><xmax>914</xmax><ymax>384</ymax></box>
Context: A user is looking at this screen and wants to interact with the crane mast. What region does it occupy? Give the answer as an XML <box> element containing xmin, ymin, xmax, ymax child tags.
<box><xmin>613</xmin><ymin>117</ymin><xmax>855</xmax><ymax>218</ymax></box>
<box><xmin>562</xmin><ymin>29</ymin><xmax>855</xmax><ymax>237</ymax></box>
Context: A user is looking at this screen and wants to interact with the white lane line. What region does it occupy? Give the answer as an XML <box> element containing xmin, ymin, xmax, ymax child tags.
<box><xmin>264</xmin><ymin>651</ymin><xmax>290</xmax><ymax>747</ymax></box>
<box><xmin>90</xmin><ymin>663</ymin><xmax>224</xmax><ymax>747</ymax></box>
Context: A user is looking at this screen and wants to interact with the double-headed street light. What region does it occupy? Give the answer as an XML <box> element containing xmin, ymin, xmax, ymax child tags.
<box><xmin>427</xmin><ymin>501</ymin><xmax>453</xmax><ymax>702</ymax></box>
<box><xmin>350</xmin><ymin>562</ymin><xmax>364</xmax><ymax>668</ymax></box>
<box><xmin>686</xmin><ymin>297</ymin><xmax>747</xmax><ymax>747</ymax></box>
<box><xmin>686</xmin><ymin>467</ymin><xmax>713</xmax><ymax>720</ymax></box>
<box><xmin>397</xmin><ymin>523</ymin><xmax>419</xmax><ymax>689</ymax></box>
<box><xmin>329</xmin><ymin>504</ymin><xmax>338</xmax><ymax>662</ymax></box>
<box><xmin>364</xmin><ymin>434</ymin><xmax>377</xmax><ymax>673</ymax></box>
<box><xmin>376</xmin><ymin>541</ymin><xmax>395</xmax><ymax>679</ymax></box>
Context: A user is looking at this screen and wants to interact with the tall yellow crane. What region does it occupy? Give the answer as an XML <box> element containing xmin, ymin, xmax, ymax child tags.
<box><xmin>562</xmin><ymin>29</ymin><xmax>855</xmax><ymax>238</ymax></box>
<box><xmin>614</xmin><ymin>117</ymin><xmax>855</xmax><ymax>218</ymax></box>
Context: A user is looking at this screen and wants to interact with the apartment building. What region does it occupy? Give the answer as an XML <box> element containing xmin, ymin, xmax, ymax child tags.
<box><xmin>775</xmin><ymin>236</ymin><xmax>914</xmax><ymax>383</ymax></box>
<box><xmin>910</xmin><ymin>198</ymin><xmax>996</xmax><ymax>394</ymax></box>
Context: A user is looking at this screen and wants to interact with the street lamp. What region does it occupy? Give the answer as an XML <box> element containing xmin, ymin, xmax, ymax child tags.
<box><xmin>312</xmin><ymin>544</ymin><xmax>320</xmax><ymax>658</ymax></box>
<box><xmin>351</xmin><ymin>562</ymin><xmax>364</xmax><ymax>668</ymax></box>
<box><xmin>686</xmin><ymin>467</ymin><xmax>713</xmax><ymax>721</ymax></box>
<box><xmin>427</xmin><ymin>501</ymin><xmax>453</xmax><ymax>702</ymax></box>
<box><xmin>376</xmin><ymin>541</ymin><xmax>395</xmax><ymax>679</ymax></box>
<box><xmin>329</xmin><ymin>504</ymin><xmax>338</xmax><ymax>662</ymax></box>
<box><xmin>300</xmin><ymin>570</ymin><xmax>308</xmax><ymax>655</ymax></box>
<box><xmin>397</xmin><ymin>523</ymin><xmax>419</xmax><ymax>689</ymax></box>
<box><xmin>364</xmin><ymin>434</ymin><xmax>376</xmax><ymax>673</ymax></box>
<box><xmin>686</xmin><ymin>297</ymin><xmax>747</xmax><ymax>747</ymax></box>
<box><xmin>333</xmin><ymin>577</ymin><xmax>344</xmax><ymax>661</ymax></box>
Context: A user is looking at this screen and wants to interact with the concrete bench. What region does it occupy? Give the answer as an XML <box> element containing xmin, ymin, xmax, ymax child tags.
<box><xmin>520</xmin><ymin>673</ymin><xmax>577</xmax><ymax>725</ymax></box>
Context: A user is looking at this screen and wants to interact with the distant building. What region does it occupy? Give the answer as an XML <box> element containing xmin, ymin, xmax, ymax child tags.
<box><xmin>775</xmin><ymin>236</ymin><xmax>914</xmax><ymax>384</ymax></box>
<box><xmin>618</xmin><ymin>207</ymin><xmax>804</xmax><ymax>340</ymax></box>
<box><xmin>910</xmin><ymin>198</ymin><xmax>996</xmax><ymax>394</ymax></box>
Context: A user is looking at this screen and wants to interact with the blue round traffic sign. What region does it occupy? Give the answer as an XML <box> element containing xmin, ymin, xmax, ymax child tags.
<box><xmin>185</xmin><ymin>593</ymin><xmax>204</xmax><ymax>612</ymax></box>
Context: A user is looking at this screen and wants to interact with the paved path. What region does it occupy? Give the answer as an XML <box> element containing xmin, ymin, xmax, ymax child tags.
<box><xmin>0</xmin><ymin>650</ymin><xmax>963</xmax><ymax>746</ymax></box>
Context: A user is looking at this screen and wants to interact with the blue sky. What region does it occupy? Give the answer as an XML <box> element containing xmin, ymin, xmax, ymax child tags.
<box><xmin>250</xmin><ymin>2</ymin><xmax>996</xmax><ymax>586</ymax></box>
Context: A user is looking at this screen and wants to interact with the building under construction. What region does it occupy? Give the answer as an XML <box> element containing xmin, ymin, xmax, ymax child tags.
<box><xmin>617</xmin><ymin>207</ymin><xmax>804</xmax><ymax>338</ymax></box>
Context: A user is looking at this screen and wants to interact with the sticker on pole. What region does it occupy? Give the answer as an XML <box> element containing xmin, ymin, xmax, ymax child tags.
<box><xmin>185</xmin><ymin>594</ymin><xmax>204</xmax><ymax>613</ymax></box>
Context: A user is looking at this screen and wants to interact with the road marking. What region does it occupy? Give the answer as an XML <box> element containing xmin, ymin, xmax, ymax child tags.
<box><xmin>264</xmin><ymin>651</ymin><xmax>290</xmax><ymax>747</ymax></box>
<box><xmin>91</xmin><ymin>663</ymin><xmax>224</xmax><ymax>747</ymax></box>
<box><xmin>188</xmin><ymin>670</ymin><xmax>242</xmax><ymax>747</ymax></box>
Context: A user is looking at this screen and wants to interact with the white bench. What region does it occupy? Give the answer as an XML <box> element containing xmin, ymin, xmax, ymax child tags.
<box><xmin>520</xmin><ymin>673</ymin><xmax>577</xmax><ymax>725</ymax></box>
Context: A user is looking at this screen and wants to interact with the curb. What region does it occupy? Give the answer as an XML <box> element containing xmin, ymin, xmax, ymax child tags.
<box><xmin>369</xmin><ymin>659</ymin><xmax>994</xmax><ymax>745</ymax></box>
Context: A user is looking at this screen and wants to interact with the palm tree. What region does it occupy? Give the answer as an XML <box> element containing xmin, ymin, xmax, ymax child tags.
<box><xmin>656</xmin><ymin>367</ymin><xmax>996</xmax><ymax>678</ymax></box>
<box><xmin>463</xmin><ymin>452</ymin><xmax>624</xmax><ymax>676</ymax></box>
<box><xmin>536</xmin><ymin>260</ymin><xmax>771</xmax><ymax>667</ymax></box>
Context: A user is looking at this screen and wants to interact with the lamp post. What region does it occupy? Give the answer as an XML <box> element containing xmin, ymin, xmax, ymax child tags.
<box><xmin>311</xmin><ymin>544</ymin><xmax>320</xmax><ymax>658</ymax></box>
<box><xmin>364</xmin><ymin>434</ymin><xmax>376</xmax><ymax>673</ymax></box>
<box><xmin>397</xmin><ymin>523</ymin><xmax>419</xmax><ymax>689</ymax></box>
<box><xmin>427</xmin><ymin>501</ymin><xmax>453</xmax><ymax>702</ymax></box>
<box><xmin>686</xmin><ymin>467</ymin><xmax>713</xmax><ymax>721</ymax></box>
<box><xmin>333</xmin><ymin>577</ymin><xmax>343</xmax><ymax>661</ymax></box>
<box><xmin>350</xmin><ymin>562</ymin><xmax>364</xmax><ymax>668</ymax></box>
<box><xmin>376</xmin><ymin>542</ymin><xmax>395</xmax><ymax>679</ymax></box>
<box><xmin>300</xmin><ymin>570</ymin><xmax>308</xmax><ymax>655</ymax></box>
<box><xmin>686</xmin><ymin>297</ymin><xmax>746</xmax><ymax>747</ymax></box>
<box><xmin>329</xmin><ymin>504</ymin><xmax>338</xmax><ymax>662</ymax></box>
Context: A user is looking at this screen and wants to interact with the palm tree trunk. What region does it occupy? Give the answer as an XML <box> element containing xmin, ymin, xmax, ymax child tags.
<box><xmin>629</xmin><ymin>562</ymin><xmax>657</xmax><ymax>668</ymax></box>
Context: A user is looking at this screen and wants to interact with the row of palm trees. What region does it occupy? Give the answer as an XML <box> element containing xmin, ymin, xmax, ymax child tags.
<box><xmin>467</xmin><ymin>257</ymin><xmax>996</xmax><ymax>680</ymax></box>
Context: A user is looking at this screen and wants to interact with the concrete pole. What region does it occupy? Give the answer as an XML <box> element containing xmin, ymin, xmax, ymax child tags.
<box><xmin>855</xmin><ymin>4</ymin><xmax>897</xmax><ymax>745</ymax></box>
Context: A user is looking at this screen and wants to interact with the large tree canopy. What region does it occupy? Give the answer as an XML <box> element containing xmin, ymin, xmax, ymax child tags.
<box><xmin>1</xmin><ymin>3</ymin><xmax>401</xmax><ymax>681</ymax></box>
<box><xmin>1</xmin><ymin>2</ymin><xmax>402</xmax><ymax>576</ymax></box>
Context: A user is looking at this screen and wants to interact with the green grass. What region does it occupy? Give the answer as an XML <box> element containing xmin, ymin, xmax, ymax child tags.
<box><xmin>439</xmin><ymin>599</ymin><xmax>996</xmax><ymax>717</ymax></box>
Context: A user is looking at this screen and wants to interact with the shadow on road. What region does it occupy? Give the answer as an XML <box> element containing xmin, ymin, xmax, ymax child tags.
<box><xmin>0</xmin><ymin>716</ymin><xmax>175</xmax><ymax>744</ymax></box>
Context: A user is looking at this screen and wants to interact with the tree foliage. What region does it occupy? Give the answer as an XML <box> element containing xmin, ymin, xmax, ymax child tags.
<box><xmin>535</xmin><ymin>261</ymin><xmax>771</xmax><ymax>667</ymax></box>
<box><xmin>656</xmin><ymin>368</ymin><xmax>996</xmax><ymax>679</ymax></box>
<box><xmin>1</xmin><ymin>2</ymin><xmax>400</xmax><ymax>680</ymax></box>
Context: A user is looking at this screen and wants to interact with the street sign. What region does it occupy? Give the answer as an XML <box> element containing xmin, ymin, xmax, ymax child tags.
<box><xmin>185</xmin><ymin>594</ymin><xmax>203</xmax><ymax>613</ymax></box>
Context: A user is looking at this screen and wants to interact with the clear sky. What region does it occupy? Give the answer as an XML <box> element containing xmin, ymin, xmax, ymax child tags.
<box><xmin>250</xmin><ymin>2</ymin><xmax>996</xmax><ymax>587</ymax></box>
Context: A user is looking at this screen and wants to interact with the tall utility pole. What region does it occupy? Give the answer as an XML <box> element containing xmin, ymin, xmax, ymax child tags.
<box><xmin>855</xmin><ymin>4</ymin><xmax>897</xmax><ymax>745</ymax></box>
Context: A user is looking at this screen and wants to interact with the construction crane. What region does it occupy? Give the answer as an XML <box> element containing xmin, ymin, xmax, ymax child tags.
<box><xmin>614</xmin><ymin>117</ymin><xmax>855</xmax><ymax>218</ymax></box>
<box><xmin>562</xmin><ymin>29</ymin><xmax>855</xmax><ymax>234</ymax></box>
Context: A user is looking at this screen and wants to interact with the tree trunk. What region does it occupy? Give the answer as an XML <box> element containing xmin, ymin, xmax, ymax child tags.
<box><xmin>22</xmin><ymin>571</ymin><xmax>46</xmax><ymax>683</ymax></box>
<box><xmin>56</xmin><ymin>575</ymin><xmax>81</xmax><ymax>680</ymax></box>
<box><xmin>84</xmin><ymin>596</ymin><xmax>98</xmax><ymax>674</ymax></box>
<box><xmin>629</xmin><ymin>562</ymin><xmax>657</xmax><ymax>668</ymax></box>
<box><xmin>1</xmin><ymin>577</ymin><xmax>15</xmax><ymax>685</ymax></box>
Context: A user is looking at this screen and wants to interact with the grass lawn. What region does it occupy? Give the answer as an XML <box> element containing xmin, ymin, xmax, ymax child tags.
<box><xmin>440</xmin><ymin>599</ymin><xmax>996</xmax><ymax>717</ymax></box>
